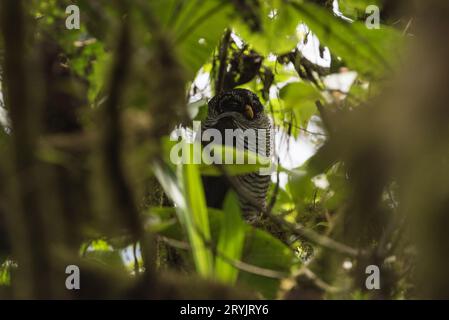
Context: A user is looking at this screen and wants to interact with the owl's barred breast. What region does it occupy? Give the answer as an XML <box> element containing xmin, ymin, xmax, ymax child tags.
<box><xmin>201</xmin><ymin>89</ymin><xmax>272</xmax><ymax>218</ymax></box>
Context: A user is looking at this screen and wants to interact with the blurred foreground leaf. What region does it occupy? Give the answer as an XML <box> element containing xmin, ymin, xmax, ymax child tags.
<box><xmin>214</xmin><ymin>192</ymin><xmax>246</xmax><ymax>284</ymax></box>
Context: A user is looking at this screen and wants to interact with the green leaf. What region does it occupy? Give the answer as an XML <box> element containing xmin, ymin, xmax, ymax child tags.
<box><xmin>214</xmin><ymin>192</ymin><xmax>246</xmax><ymax>284</ymax></box>
<box><xmin>287</xmin><ymin>167</ymin><xmax>316</xmax><ymax>212</ymax></box>
<box><xmin>84</xmin><ymin>250</ymin><xmax>125</xmax><ymax>270</ymax></box>
<box><xmin>148</xmin><ymin>0</ymin><xmax>232</xmax><ymax>79</ymax></box>
<box><xmin>269</xmin><ymin>184</ymin><xmax>295</xmax><ymax>213</ymax></box>
<box><xmin>238</xmin><ymin>227</ymin><xmax>295</xmax><ymax>299</ymax></box>
<box><xmin>89</xmin><ymin>239</ymin><xmax>111</xmax><ymax>251</ymax></box>
<box><xmin>291</xmin><ymin>2</ymin><xmax>402</xmax><ymax>78</ymax></box>
<box><xmin>279</xmin><ymin>82</ymin><xmax>321</xmax><ymax>128</ymax></box>
<box><xmin>181</xmin><ymin>159</ymin><xmax>214</xmax><ymax>277</ymax></box>
<box><xmin>211</xmin><ymin>210</ymin><xmax>296</xmax><ymax>299</ymax></box>
<box><xmin>153</xmin><ymin>159</ymin><xmax>214</xmax><ymax>278</ymax></box>
<box><xmin>87</xmin><ymin>43</ymin><xmax>111</xmax><ymax>103</ymax></box>
<box><xmin>145</xmin><ymin>206</ymin><xmax>185</xmax><ymax>242</ymax></box>
<box><xmin>200</xmin><ymin>144</ymin><xmax>272</xmax><ymax>176</ymax></box>
<box><xmin>153</xmin><ymin>204</ymin><xmax>296</xmax><ymax>298</ymax></box>
<box><xmin>83</xmin><ymin>240</ymin><xmax>125</xmax><ymax>270</ymax></box>
<box><xmin>0</xmin><ymin>261</ymin><xmax>12</xmax><ymax>286</ymax></box>
<box><xmin>233</xmin><ymin>0</ymin><xmax>300</xmax><ymax>55</ymax></box>
<box><xmin>144</xmin><ymin>207</ymin><xmax>178</xmax><ymax>233</ymax></box>
<box><xmin>338</xmin><ymin>0</ymin><xmax>381</xmax><ymax>20</ymax></box>
<box><xmin>163</xmin><ymin>138</ymin><xmax>272</xmax><ymax>176</ymax></box>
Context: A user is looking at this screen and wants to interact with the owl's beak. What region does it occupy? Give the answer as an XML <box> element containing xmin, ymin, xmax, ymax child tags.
<box><xmin>244</xmin><ymin>104</ymin><xmax>254</xmax><ymax>120</ymax></box>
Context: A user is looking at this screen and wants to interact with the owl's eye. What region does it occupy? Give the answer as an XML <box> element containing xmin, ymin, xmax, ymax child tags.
<box><xmin>244</xmin><ymin>104</ymin><xmax>254</xmax><ymax>120</ymax></box>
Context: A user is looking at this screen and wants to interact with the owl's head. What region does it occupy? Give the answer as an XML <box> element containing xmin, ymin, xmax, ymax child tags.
<box><xmin>208</xmin><ymin>89</ymin><xmax>264</xmax><ymax>121</ymax></box>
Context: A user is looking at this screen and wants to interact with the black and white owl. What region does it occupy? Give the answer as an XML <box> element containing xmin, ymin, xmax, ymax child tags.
<box><xmin>201</xmin><ymin>89</ymin><xmax>272</xmax><ymax>219</ymax></box>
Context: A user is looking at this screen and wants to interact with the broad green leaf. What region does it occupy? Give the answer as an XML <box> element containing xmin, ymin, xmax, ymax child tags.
<box><xmin>233</xmin><ymin>0</ymin><xmax>300</xmax><ymax>55</ymax></box>
<box><xmin>280</xmin><ymin>81</ymin><xmax>321</xmax><ymax>128</ymax></box>
<box><xmin>153</xmin><ymin>160</ymin><xmax>214</xmax><ymax>278</ymax></box>
<box><xmin>180</xmin><ymin>158</ymin><xmax>214</xmax><ymax>277</ymax></box>
<box><xmin>199</xmin><ymin>144</ymin><xmax>272</xmax><ymax>176</ymax></box>
<box><xmin>338</xmin><ymin>0</ymin><xmax>381</xmax><ymax>20</ymax></box>
<box><xmin>87</xmin><ymin>43</ymin><xmax>112</xmax><ymax>103</ymax></box>
<box><xmin>145</xmin><ymin>207</ymin><xmax>185</xmax><ymax>242</ymax></box>
<box><xmin>269</xmin><ymin>184</ymin><xmax>295</xmax><ymax>213</ymax></box>
<box><xmin>213</xmin><ymin>209</ymin><xmax>296</xmax><ymax>299</ymax></box>
<box><xmin>0</xmin><ymin>261</ymin><xmax>12</xmax><ymax>286</ymax></box>
<box><xmin>287</xmin><ymin>167</ymin><xmax>316</xmax><ymax>212</ymax></box>
<box><xmin>290</xmin><ymin>2</ymin><xmax>402</xmax><ymax>78</ymax></box>
<box><xmin>153</xmin><ymin>161</ymin><xmax>186</xmax><ymax>211</ymax></box>
<box><xmin>144</xmin><ymin>207</ymin><xmax>178</xmax><ymax>233</ymax></box>
<box><xmin>83</xmin><ymin>240</ymin><xmax>125</xmax><ymax>270</ymax></box>
<box><xmin>89</xmin><ymin>239</ymin><xmax>112</xmax><ymax>251</ymax></box>
<box><xmin>148</xmin><ymin>0</ymin><xmax>232</xmax><ymax>79</ymax></box>
<box><xmin>238</xmin><ymin>226</ymin><xmax>295</xmax><ymax>299</ymax></box>
<box><xmin>152</xmin><ymin>205</ymin><xmax>296</xmax><ymax>298</ymax></box>
<box><xmin>214</xmin><ymin>192</ymin><xmax>246</xmax><ymax>284</ymax></box>
<box><xmin>84</xmin><ymin>250</ymin><xmax>125</xmax><ymax>270</ymax></box>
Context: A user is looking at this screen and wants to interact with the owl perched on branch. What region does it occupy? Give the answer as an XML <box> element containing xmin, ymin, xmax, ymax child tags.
<box><xmin>201</xmin><ymin>89</ymin><xmax>272</xmax><ymax>219</ymax></box>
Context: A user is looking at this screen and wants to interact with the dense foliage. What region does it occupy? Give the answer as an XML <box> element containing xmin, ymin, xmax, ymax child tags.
<box><xmin>1</xmin><ymin>0</ymin><xmax>448</xmax><ymax>299</ymax></box>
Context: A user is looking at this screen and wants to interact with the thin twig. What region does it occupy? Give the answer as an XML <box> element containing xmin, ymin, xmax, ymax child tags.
<box><xmin>294</xmin><ymin>266</ymin><xmax>344</xmax><ymax>294</ymax></box>
<box><xmin>281</xmin><ymin>120</ymin><xmax>328</xmax><ymax>137</ymax></box>
<box><xmin>402</xmin><ymin>18</ymin><xmax>413</xmax><ymax>36</ymax></box>
<box><xmin>216</xmin><ymin>165</ymin><xmax>364</xmax><ymax>257</ymax></box>
<box><xmin>133</xmin><ymin>242</ymin><xmax>140</xmax><ymax>275</ymax></box>
<box><xmin>159</xmin><ymin>235</ymin><xmax>288</xmax><ymax>279</ymax></box>
<box><xmin>376</xmin><ymin>188</ymin><xmax>405</xmax><ymax>258</ymax></box>
<box><xmin>215</xmin><ymin>29</ymin><xmax>232</xmax><ymax>94</ymax></box>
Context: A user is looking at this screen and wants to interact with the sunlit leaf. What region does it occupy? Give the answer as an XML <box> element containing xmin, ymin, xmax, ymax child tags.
<box><xmin>163</xmin><ymin>138</ymin><xmax>272</xmax><ymax>176</ymax></box>
<box><xmin>83</xmin><ymin>240</ymin><xmax>125</xmax><ymax>270</ymax></box>
<box><xmin>148</xmin><ymin>0</ymin><xmax>232</xmax><ymax>79</ymax></box>
<box><xmin>290</xmin><ymin>2</ymin><xmax>402</xmax><ymax>78</ymax></box>
<box><xmin>214</xmin><ymin>192</ymin><xmax>246</xmax><ymax>284</ymax></box>
<box><xmin>338</xmin><ymin>0</ymin><xmax>381</xmax><ymax>20</ymax></box>
<box><xmin>180</xmin><ymin>158</ymin><xmax>214</xmax><ymax>277</ymax></box>
<box><xmin>238</xmin><ymin>226</ymin><xmax>295</xmax><ymax>299</ymax></box>
<box><xmin>287</xmin><ymin>167</ymin><xmax>316</xmax><ymax>212</ymax></box>
<box><xmin>152</xmin><ymin>205</ymin><xmax>296</xmax><ymax>298</ymax></box>
<box><xmin>233</xmin><ymin>0</ymin><xmax>300</xmax><ymax>55</ymax></box>
<box><xmin>280</xmin><ymin>81</ymin><xmax>321</xmax><ymax>127</ymax></box>
<box><xmin>154</xmin><ymin>160</ymin><xmax>214</xmax><ymax>278</ymax></box>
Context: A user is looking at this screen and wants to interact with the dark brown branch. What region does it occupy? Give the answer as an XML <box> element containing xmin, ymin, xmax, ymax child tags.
<box><xmin>101</xmin><ymin>18</ymin><xmax>142</xmax><ymax>238</ymax></box>
<box><xmin>215</xmin><ymin>29</ymin><xmax>232</xmax><ymax>94</ymax></box>
<box><xmin>0</xmin><ymin>0</ymin><xmax>54</xmax><ymax>298</ymax></box>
